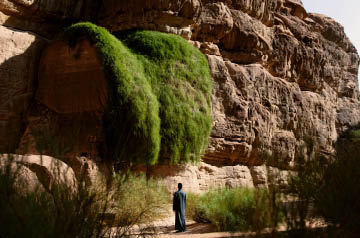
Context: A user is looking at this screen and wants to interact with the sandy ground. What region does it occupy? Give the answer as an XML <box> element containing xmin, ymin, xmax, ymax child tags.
<box><xmin>145</xmin><ymin>207</ymin><xmax>275</xmax><ymax>238</ymax></box>
<box><xmin>125</xmin><ymin>204</ymin><xmax>328</xmax><ymax>238</ymax></box>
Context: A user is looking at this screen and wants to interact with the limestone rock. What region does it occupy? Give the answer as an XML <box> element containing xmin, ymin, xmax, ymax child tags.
<box><xmin>218</xmin><ymin>9</ymin><xmax>273</xmax><ymax>64</ymax></box>
<box><xmin>205</xmin><ymin>55</ymin><xmax>340</xmax><ymax>169</ymax></box>
<box><xmin>135</xmin><ymin>161</ymin><xmax>291</xmax><ymax>193</ymax></box>
<box><xmin>37</xmin><ymin>38</ymin><xmax>107</xmax><ymax>114</ymax></box>
<box><xmin>135</xmin><ymin>162</ymin><xmax>254</xmax><ymax>193</ymax></box>
<box><xmin>0</xmin><ymin>0</ymin><xmax>102</xmax><ymax>37</ymax></box>
<box><xmin>98</xmin><ymin>0</ymin><xmax>201</xmax><ymax>32</ymax></box>
<box><xmin>192</xmin><ymin>2</ymin><xmax>233</xmax><ymax>43</ymax></box>
<box><xmin>0</xmin><ymin>25</ymin><xmax>47</xmax><ymax>153</ymax></box>
<box><xmin>215</xmin><ymin>0</ymin><xmax>281</xmax><ymax>26</ymax></box>
<box><xmin>0</xmin><ymin>0</ymin><xmax>100</xmax><ymax>22</ymax></box>
<box><xmin>0</xmin><ymin>0</ymin><xmax>359</xmax><ymax>189</ymax></box>
<box><xmin>17</xmin><ymin>38</ymin><xmax>106</xmax><ymax>164</ymax></box>
<box><xmin>0</xmin><ymin>154</ymin><xmax>77</xmax><ymax>192</ymax></box>
<box><xmin>15</xmin><ymin>37</ymin><xmax>112</xmax><ymax>184</ymax></box>
<box><xmin>190</xmin><ymin>41</ymin><xmax>221</xmax><ymax>56</ymax></box>
<box><xmin>250</xmin><ymin>165</ymin><xmax>268</xmax><ymax>187</ymax></box>
<box><xmin>336</xmin><ymin>98</ymin><xmax>360</xmax><ymax>132</ymax></box>
<box><xmin>0</xmin><ymin>155</ymin><xmax>41</xmax><ymax>193</ymax></box>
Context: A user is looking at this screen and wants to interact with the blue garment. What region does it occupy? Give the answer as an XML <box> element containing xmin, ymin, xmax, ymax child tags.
<box><xmin>173</xmin><ymin>189</ymin><xmax>186</xmax><ymax>231</ymax></box>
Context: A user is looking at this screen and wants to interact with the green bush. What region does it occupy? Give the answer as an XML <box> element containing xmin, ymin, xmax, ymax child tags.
<box><xmin>288</xmin><ymin>128</ymin><xmax>360</xmax><ymax>233</ymax></box>
<box><xmin>62</xmin><ymin>23</ymin><xmax>160</xmax><ymax>165</ymax></box>
<box><xmin>0</xmin><ymin>157</ymin><xmax>103</xmax><ymax>238</ymax></box>
<box><xmin>350</xmin><ymin>129</ymin><xmax>360</xmax><ymax>142</ymax></box>
<box><xmin>111</xmin><ymin>173</ymin><xmax>170</xmax><ymax>228</ymax></box>
<box><xmin>0</xmin><ymin>156</ymin><xmax>169</xmax><ymax>238</ymax></box>
<box><xmin>187</xmin><ymin>187</ymin><xmax>282</xmax><ymax>232</ymax></box>
<box><xmin>61</xmin><ymin>23</ymin><xmax>212</xmax><ymax>165</ymax></box>
<box><xmin>119</xmin><ymin>30</ymin><xmax>212</xmax><ymax>163</ymax></box>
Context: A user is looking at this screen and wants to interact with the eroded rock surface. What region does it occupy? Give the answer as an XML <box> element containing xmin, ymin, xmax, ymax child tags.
<box><xmin>0</xmin><ymin>0</ymin><xmax>100</xmax><ymax>22</ymax></box>
<box><xmin>197</xmin><ymin>2</ymin><xmax>359</xmax><ymax>169</ymax></box>
<box><xmin>0</xmin><ymin>154</ymin><xmax>77</xmax><ymax>192</ymax></box>
<box><xmin>135</xmin><ymin>162</ymin><xmax>291</xmax><ymax>193</ymax></box>
<box><xmin>0</xmin><ymin>25</ymin><xmax>46</xmax><ymax>153</ymax></box>
<box><xmin>17</xmin><ymin>38</ymin><xmax>107</xmax><ymax>164</ymax></box>
<box><xmin>0</xmin><ymin>0</ymin><xmax>359</xmax><ymax>188</ymax></box>
<box><xmin>97</xmin><ymin>0</ymin><xmax>360</xmax><ymax>169</ymax></box>
<box><xmin>37</xmin><ymin>38</ymin><xmax>107</xmax><ymax>114</ymax></box>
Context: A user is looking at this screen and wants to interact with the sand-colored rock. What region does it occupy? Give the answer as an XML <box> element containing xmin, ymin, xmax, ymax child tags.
<box><xmin>98</xmin><ymin>0</ymin><xmax>201</xmax><ymax>32</ymax></box>
<box><xmin>0</xmin><ymin>25</ymin><xmax>46</xmax><ymax>153</ymax></box>
<box><xmin>0</xmin><ymin>154</ymin><xmax>41</xmax><ymax>193</ymax></box>
<box><xmin>18</xmin><ymin>38</ymin><xmax>107</xmax><ymax>165</ymax></box>
<box><xmin>0</xmin><ymin>0</ymin><xmax>101</xmax><ymax>37</ymax></box>
<box><xmin>136</xmin><ymin>162</ymin><xmax>254</xmax><ymax>193</ymax></box>
<box><xmin>0</xmin><ymin>0</ymin><xmax>100</xmax><ymax>22</ymax></box>
<box><xmin>204</xmin><ymin>56</ymin><xmax>340</xmax><ymax>169</ymax></box>
<box><xmin>0</xmin><ymin>0</ymin><xmax>359</xmax><ymax>189</ymax></box>
<box><xmin>0</xmin><ymin>154</ymin><xmax>77</xmax><ymax>192</ymax></box>
<box><xmin>218</xmin><ymin>9</ymin><xmax>273</xmax><ymax>64</ymax></box>
<box><xmin>192</xmin><ymin>2</ymin><xmax>233</xmax><ymax>43</ymax></box>
<box><xmin>135</xmin><ymin>161</ymin><xmax>292</xmax><ymax>193</ymax></box>
<box><xmin>15</xmin><ymin>38</ymin><xmax>112</xmax><ymax>184</ymax></box>
<box><xmin>37</xmin><ymin>38</ymin><xmax>107</xmax><ymax>114</ymax></box>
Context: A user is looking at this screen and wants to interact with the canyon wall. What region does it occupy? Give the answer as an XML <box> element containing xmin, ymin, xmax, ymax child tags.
<box><xmin>0</xmin><ymin>0</ymin><xmax>359</xmax><ymax>192</ymax></box>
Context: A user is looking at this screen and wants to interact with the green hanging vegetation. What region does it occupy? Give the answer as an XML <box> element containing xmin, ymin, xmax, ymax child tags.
<box><xmin>61</xmin><ymin>23</ymin><xmax>212</xmax><ymax>165</ymax></box>
<box><xmin>62</xmin><ymin>23</ymin><xmax>160</xmax><ymax>165</ymax></box>
<box><xmin>118</xmin><ymin>30</ymin><xmax>212</xmax><ymax>163</ymax></box>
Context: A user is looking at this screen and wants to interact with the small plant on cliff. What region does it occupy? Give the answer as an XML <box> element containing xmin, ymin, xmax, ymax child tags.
<box><xmin>61</xmin><ymin>23</ymin><xmax>212</xmax><ymax>165</ymax></box>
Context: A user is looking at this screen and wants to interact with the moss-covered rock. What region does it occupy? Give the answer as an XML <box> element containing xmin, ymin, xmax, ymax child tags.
<box><xmin>61</xmin><ymin>23</ymin><xmax>212</xmax><ymax>165</ymax></box>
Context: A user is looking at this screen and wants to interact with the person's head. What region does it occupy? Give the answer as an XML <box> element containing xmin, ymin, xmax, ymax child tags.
<box><xmin>178</xmin><ymin>183</ymin><xmax>182</xmax><ymax>190</ymax></box>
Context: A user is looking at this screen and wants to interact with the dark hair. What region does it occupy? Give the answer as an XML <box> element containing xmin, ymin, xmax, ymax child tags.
<box><xmin>178</xmin><ymin>183</ymin><xmax>182</xmax><ymax>190</ymax></box>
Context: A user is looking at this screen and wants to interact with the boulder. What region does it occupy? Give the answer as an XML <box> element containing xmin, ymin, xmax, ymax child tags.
<box><xmin>0</xmin><ymin>154</ymin><xmax>77</xmax><ymax>192</ymax></box>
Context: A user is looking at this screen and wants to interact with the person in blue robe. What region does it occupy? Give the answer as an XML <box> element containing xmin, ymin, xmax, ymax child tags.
<box><xmin>173</xmin><ymin>183</ymin><xmax>186</xmax><ymax>232</ymax></box>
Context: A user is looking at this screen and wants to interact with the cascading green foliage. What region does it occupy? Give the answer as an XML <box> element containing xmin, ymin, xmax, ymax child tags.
<box><xmin>118</xmin><ymin>31</ymin><xmax>212</xmax><ymax>163</ymax></box>
<box><xmin>61</xmin><ymin>23</ymin><xmax>212</xmax><ymax>165</ymax></box>
<box><xmin>62</xmin><ymin>23</ymin><xmax>160</xmax><ymax>165</ymax></box>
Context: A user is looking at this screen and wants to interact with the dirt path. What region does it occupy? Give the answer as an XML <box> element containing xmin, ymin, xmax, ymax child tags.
<box><xmin>149</xmin><ymin>207</ymin><xmax>272</xmax><ymax>238</ymax></box>
<box><xmin>149</xmin><ymin>207</ymin><xmax>327</xmax><ymax>238</ymax></box>
<box><xmin>155</xmin><ymin>222</ymin><xmax>328</xmax><ymax>238</ymax></box>
<box><xmin>156</xmin><ymin>222</ymin><xmax>268</xmax><ymax>238</ymax></box>
<box><xmin>132</xmin><ymin>204</ymin><xmax>328</xmax><ymax>238</ymax></box>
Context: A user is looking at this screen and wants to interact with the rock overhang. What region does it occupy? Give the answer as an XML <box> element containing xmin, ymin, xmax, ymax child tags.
<box><xmin>23</xmin><ymin>23</ymin><xmax>213</xmax><ymax>166</ymax></box>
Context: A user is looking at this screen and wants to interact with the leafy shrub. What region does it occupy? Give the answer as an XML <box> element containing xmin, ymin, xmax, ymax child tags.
<box><xmin>0</xmin><ymin>157</ymin><xmax>103</xmax><ymax>238</ymax></box>
<box><xmin>350</xmin><ymin>129</ymin><xmax>360</xmax><ymax>142</ymax></box>
<box><xmin>110</xmin><ymin>173</ymin><xmax>170</xmax><ymax>230</ymax></box>
<box><xmin>61</xmin><ymin>23</ymin><xmax>212</xmax><ymax>165</ymax></box>
<box><xmin>288</xmin><ymin>128</ymin><xmax>360</xmax><ymax>233</ymax></box>
<box><xmin>0</xmin><ymin>156</ymin><xmax>169</xmax><ymax>238</ymax></box>
<box><xmin>187</xmin><ymin>187</ymin><xmax>282</xmax><ymax>232</ymax></box>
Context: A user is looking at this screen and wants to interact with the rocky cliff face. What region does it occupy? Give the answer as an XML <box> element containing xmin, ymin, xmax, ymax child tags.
<box><xmin>0</xmin><ymin>0</ymin><xmax>359</xmax><ymax>191</ymax></box>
